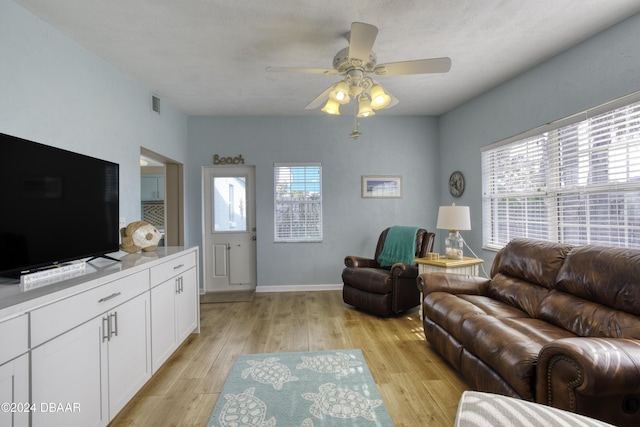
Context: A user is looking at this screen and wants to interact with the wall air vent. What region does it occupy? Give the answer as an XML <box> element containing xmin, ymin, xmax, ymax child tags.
<box><xmin>152</xmin><ymin>95</ymin><xmax>160</xmax><ymax>114</ymax></box>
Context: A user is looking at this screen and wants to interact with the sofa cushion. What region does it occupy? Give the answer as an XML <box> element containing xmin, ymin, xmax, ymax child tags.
<box><xmin>538</xmin><ymin>290</ymin><xmax>640</xmax><ymax>338</ymax></box>
<box><xmin>496</xmin><ymin>239</ymin><xmax>572</xmax><ymax>289</ymax></box>
<box><xmin>459</xmin><ymin>316</ymin><xmax>575</xmax><ymax>399</ymax></box>
<box><xmin>424</xmin><ymin>293</ymin><xmax>530</xmax><ymax>342</ymax></box>
<box><xmin>488</xmin><ymin>273</ymin><xmax>552</xmax><ymax>318</ymax></box>
<box><xmin>555</xmin><ymin>245</ymin><xmax>640</xmax><ymax>316</ymax></box>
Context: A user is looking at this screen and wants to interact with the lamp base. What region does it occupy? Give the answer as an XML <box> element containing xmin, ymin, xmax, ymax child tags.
<box><xmin>445</xmin><ymin>230</ymin><xmax>464</xmax><ymax>260</ymax></box>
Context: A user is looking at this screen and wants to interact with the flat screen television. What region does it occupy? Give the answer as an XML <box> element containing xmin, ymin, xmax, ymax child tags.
<box><xmin>0</xmin><ymin>132</ymin><xmax>119</xmax><ymax>278</ymax></box>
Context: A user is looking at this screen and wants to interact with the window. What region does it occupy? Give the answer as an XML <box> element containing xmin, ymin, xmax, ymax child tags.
<box><xmin>482</xmin><ymin>93</ymin><xmax>640</xmax><ymax>250</ymax></box>
<box><xmin>274</xmin><ymin>163</ymin><xmax>322</xmax><ymax>242</ymax></box>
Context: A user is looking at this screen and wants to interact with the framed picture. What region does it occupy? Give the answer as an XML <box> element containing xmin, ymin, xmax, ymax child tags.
<box><xmin>361</xmin><ymin>175</ymin><xmax>402</xmax><ymax>198</ymax></box>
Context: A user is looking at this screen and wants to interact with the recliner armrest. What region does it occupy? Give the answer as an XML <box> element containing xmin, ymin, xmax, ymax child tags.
<box><xmin>391</xmin><ymin>263</ymin><xmax>417</xmax><ymax>278</ymax></box>
<box><xmin>344</xmin><ymin>255</ymin><xmax>379</xmax><ymax>268</ymax></box>
<box><xmin>537</xmin><ymin>338</ymin><xmax>640</xmax><ymax>415</ymax></box>
<box><xmin>417</xmin><ymin>272</ymin><xmax>490</xmax><ymax>295</ymax></box>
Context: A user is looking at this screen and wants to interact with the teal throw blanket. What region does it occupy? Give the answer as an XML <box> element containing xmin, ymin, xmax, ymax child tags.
<box><xmin>377</xmin><ymin>226</ymin><xmax>419</xmax><ymax>267</ymax></box>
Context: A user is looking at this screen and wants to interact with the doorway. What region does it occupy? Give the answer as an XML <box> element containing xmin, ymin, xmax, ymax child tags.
<box><xmin>202</xmin><ymin>165</ymin><xmax>257</xmax><ymax>293</ymax></box>
<box><xmin>140</xmin><ymin>148</ymin><xmax>184</xmax><ymax>247</ymax></box>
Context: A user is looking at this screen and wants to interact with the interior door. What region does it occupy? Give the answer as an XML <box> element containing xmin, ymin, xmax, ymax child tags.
<box><xmin>202</xmin><ymin>165</ymin><xmax>257</xmax><ymax>292</ymax></box>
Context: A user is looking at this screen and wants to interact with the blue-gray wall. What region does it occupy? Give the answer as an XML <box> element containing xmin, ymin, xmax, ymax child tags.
<box><xmin>3</xmin><ymin>0</ymin><xmax>640</xmax><ymax>286</ymax></box>
<box><xmin>438</xmin><ymin>12</ymin><xmax>640</xmax><ymax>270</ymax></box>
<box><xmin>0</xmin><ymin>0</ymin><xmax>189</xmax><ymax>230</ymax></box>
<box><xmin>188</xmin><ymin>116</ymin><xmax>440</xmax><ymax>287</ymax></box>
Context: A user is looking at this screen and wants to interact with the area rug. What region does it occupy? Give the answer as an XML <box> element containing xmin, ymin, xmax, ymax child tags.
<box><xmin>200</xmin><ymin>290</ymin><xmax>255</xmax><ymax>303</ymax></box>
<box><xmin>207</xmin><ymin>349</ymin><xmax>394</xmax><ymax>427</ymax></box>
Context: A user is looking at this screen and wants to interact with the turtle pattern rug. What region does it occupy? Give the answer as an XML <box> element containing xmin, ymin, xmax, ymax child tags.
<box><xmin>207</xmin><ymin>349</ymin><xmax>394</xmax><ymax>427</ymax></box>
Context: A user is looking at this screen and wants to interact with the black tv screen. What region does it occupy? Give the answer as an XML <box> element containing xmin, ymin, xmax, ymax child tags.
<box><xmin>0</xmin><ymin>132</ymin><xmax>119</xmax><ymax>278</ymax></box>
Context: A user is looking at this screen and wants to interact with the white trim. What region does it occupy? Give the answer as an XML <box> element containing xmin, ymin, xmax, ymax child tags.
<box><xmin>255</xmin><ymin>284</ymin><xmax>342</xmax><ymax>293</ymax></box>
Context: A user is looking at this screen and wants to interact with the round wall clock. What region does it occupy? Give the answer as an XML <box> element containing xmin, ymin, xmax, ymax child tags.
<box><xmin>448</xmin><ymin>171</ymin><xmax>465</xmax><ymax>197</ymax></box>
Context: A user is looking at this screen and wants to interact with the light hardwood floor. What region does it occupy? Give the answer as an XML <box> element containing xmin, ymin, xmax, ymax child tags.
<box><xmin>109</xmin><ymin>291</ymin><xmax>470</xmax><ymax>426</ymax></box>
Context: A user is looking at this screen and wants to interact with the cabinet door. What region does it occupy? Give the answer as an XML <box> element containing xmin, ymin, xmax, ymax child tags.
<box><xmin>177</xmin><ymin>267</ymin><xmax>198</xmax><ymax>342</ymax></box>
<box><xmin>32</xmin><ymin>317</ymin><xmax>108</xmax><ymax>427</ymax></box>
<box><xmin>150</xmin><ymin>278</ymin><xmax>178</xmax><ymax>373</ymax></box>
<box><xmin>0</xmin><ymin>354</ymin><xmax>29</xmax><ymax>427</ymax></box>
<box><xmin>141</xmin><ymin>175</ymin><xmax>164</xmax><ymax>201</ymax></box>
<box><xmin>107</xmin><ymin>292</ymin><xmax>151</xmax><ymax>417</ymax></box>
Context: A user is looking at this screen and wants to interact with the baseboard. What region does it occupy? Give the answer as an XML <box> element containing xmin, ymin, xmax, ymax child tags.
<box><xmin>255</xmin><ymin>284</ymin><xmax>343</xmax><ymax>293</ymax></box>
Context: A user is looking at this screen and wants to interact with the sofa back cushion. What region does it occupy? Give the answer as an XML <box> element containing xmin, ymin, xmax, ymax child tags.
<box><xmin>492</xmin><ymin>239</ymin><xmax>573</xmax><ymax>289</ymax></box>
<box><xmin>536</xmin><ymin>245</ymin><xmax>640</xmax><ymax>338</ymax></box>
<box><xmin>487</xmin><ymin>239</ymin><xmax>573</xmax><ymax>317</ymax></box>
<box><xmin>555</xmin><ymin>245</ymin><xmax>640</xmax><ymax>316</ymax></box>
<box><xmin>489</xmin><ymin>274</ymin><xmax>553</xmax><ymax>319</ymax></box>
<box><xmin>538</xmin><ymin>290</ymin><xmax>640</xmax><ymax>338</ymax></box>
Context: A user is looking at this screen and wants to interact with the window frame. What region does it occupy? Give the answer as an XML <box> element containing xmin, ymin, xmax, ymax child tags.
<box><xmin>274</xmin><ymin>162</ymin><xmax>323</xmax><ymax>243</ymax></box>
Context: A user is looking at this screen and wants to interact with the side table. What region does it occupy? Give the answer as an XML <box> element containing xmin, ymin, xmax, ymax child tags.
<box><xmin>414</xmin><ymin>256</ymin><xmax>484</xmax><ymax>316</ymax></box>
<box><xmin>415</xmin><ymin>256</ymin><xmax>484</xmax><ymax>276</ymax></box>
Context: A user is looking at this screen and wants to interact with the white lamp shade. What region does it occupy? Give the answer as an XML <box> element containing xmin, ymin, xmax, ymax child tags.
<box><xmin>357</xmin><ymin>97</ymin><xmax>375</xmax><ymax>118</ymax></box>
<box><xmin>329</xmin><ymin>81</ymin><xmax>351</xmax><ymax>104</ymax></box>
<box><xmin>369</xmin><ymin>84</ymin><xmax>391</xmax><ymax>109</ymax></box>
<box><xmin>321</xmin><ymin>98</ymin><xmax>341</xmax><ymax>115</ymax></box>
<box><xmin>436</xmin><ymin>205</ymin><xmax>471</xmax><ymax>231</ymax></box>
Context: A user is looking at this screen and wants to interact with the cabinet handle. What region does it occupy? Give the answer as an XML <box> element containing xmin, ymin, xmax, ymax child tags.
<box><xmin>179</xmin><ymin>276</ymin><xmax>184</xmax><ymax>293</ymax></box>
<box><xmin>102</xmin><ymin>316</ymin><xmax>110</xmax><ymax>342</ymax></box>
<box><xmin>173</xmin><ymin>264</ymin><xmax>184</xmax><ymax>270</ymax></box>
<box><xmin>110</xmin><ymin>312</ymin><xmax>118</xmax><ymax>338</ymax></box>
<box><xmin>98</xmin><ymin>292</ymin><xmax>122</xmax><ymax>303</ymax></box>
<box><xmin>175</xmin><ymin>277</ymin><xmax>180</xmax><ymax>294</ymax></box>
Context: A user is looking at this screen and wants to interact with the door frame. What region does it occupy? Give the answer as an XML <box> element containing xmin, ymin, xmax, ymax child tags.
<box><xmin>201</xmin><ymin>165</ymin><xmax>257</xmax><ymax>293</ymax></box>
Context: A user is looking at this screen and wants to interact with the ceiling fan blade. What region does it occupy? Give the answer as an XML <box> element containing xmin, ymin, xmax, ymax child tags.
<box><xmin>374</xmin><ymin>57</ymin><xmax>452</xmax><ymax>76</ymax></box>
<box><xmin>348</xmin><ymin>22</ymin><xmax>378</xmax><ymax>61</ymax></box>
<box><xmin>266</xmin><ymin>66</ymin><xmax>338</xmax><ymax>75</ymax></box>
<box><xmin>304</xmin><ymin>84</ymin><xmax>336</xmax><ymax>110</ymax></box>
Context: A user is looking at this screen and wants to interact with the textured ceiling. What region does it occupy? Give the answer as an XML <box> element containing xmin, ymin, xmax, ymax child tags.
<box><xmin>15</xmin><ymin>0</ymin><xmax>640</xmax><ymax>116</ymax></box>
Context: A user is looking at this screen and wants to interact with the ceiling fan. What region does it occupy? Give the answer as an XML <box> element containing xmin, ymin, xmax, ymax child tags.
<box><xmin>266</xmin><ymin>22</ymin><xmax>451</xmax><ymax>138</ymax></box>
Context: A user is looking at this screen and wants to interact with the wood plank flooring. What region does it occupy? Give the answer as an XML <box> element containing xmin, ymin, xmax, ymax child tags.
<box><xmin>108</xmin><ymin>291</ymin><xmax>470</xmax><ymax>427</ymax></box>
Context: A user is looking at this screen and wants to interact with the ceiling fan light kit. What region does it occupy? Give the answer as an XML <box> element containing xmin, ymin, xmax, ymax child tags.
<box><xmin>266</xmin><ymin>22</ymin><xmax>452</xmax><ymax>138</ymax></box>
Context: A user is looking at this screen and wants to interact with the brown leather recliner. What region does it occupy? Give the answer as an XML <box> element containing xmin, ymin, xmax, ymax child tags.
<box><xmin>342</xmin><ymin>227</ymin><xmax>435</xmax><ymax>317</ymax></box>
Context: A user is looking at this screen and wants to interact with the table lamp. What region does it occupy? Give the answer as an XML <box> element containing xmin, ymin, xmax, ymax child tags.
<box><xmin>436</xmin><ymin>204</ymin><xmax>471</xmax><ymax>260</ymax></box>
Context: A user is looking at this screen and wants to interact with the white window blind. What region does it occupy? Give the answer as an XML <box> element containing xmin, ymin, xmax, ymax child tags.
<box><xmin>482</xmin><ymin>96</ymin><xmax>640</xmax><ymax>250</ymax></box>
<box><xmin>274</xmin><ymin>163</ymin><xmax>322</xmax><ymax>242</ymax></box>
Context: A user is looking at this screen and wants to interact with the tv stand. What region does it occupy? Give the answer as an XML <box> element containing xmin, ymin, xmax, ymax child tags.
<box><xmin>86</xmin><ymin>254</ymin><xmax>121</xmax><ymax>263</ymax></box>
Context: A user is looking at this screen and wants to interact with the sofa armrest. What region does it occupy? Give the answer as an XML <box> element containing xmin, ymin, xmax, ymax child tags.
<box><xmin>417</xmin><ymin>272</ymin><xmax>490</xmax><ymax>295</ymax></box>
<box><xmin>344</xmin><ymin>255</ymin><xmax>379</xmax><ymax>268</ymax></box>
<box><xmin>537</xmin><ymin>337</ymin><xmax>640</xmax><ymax>414</ymax></box>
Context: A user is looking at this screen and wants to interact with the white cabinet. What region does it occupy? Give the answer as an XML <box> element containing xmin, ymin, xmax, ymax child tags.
<box><xmin>0</xmin><ymin>315</ymin><xmax>29</xmax><ymax>427</ymax></box>
<box><xmin>176</xmin><ymin>267</ymin><xmax>198</xmax><ymax>343</ymax></box>
<box><xmin>141</xmin><ymin>174</ymin><xmax>165</xmax><ymax>201</ymax></box>
<box><xmin>106</xmin><ymin>292</ymin><xmax>151</xmax><ymax>417</ymax></box>
<box><xmin>150</xmin><ymin>252</ymin><xmax>199</xmax><ymax>373</ymax></box>
<box><xmin>31</xmin><ymin>315</ymin><xmax>106</xmax><ymax>427</ymax></box>
<box><xmin>150</xmin><ymin>277</ymin><xmax>178</xmax><ymax>372</ymax></box>
<box><xmin>31</xmin><ymin>280</ymin><xmax>151</xmax><ymax>427</ymax></box>
<box><xmin>0</xmin><ymin>354</ymin><xmax>29</xmax><ymax>427</ymax></box>
<box><xmin>0</xmin><ymin>247</ymin><xmax>199</xmax><ymax>427</ymax></box>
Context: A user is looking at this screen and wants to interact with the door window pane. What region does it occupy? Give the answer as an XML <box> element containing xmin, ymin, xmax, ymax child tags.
<box><xmin>212</xmin><ymin>176</ymin><xmax>247</xmax><ymax>232</ymax></box>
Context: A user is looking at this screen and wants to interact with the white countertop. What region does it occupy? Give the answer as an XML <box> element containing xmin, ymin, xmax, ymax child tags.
<box><xmin>0</xmin><ymin>246</ymin><xmax>197</xmax><ymax>320</ymax></box>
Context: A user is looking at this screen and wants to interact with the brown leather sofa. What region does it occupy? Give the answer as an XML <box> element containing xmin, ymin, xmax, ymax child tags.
<box><xmin>418</xmin><ymin>238</ymin><xmax>640</xmax><ymax>427</ymax></box>
<box><xmin>342</xmin><ymin>227</ymin><xmax>434</xmax><ymax>317</ymax></box>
